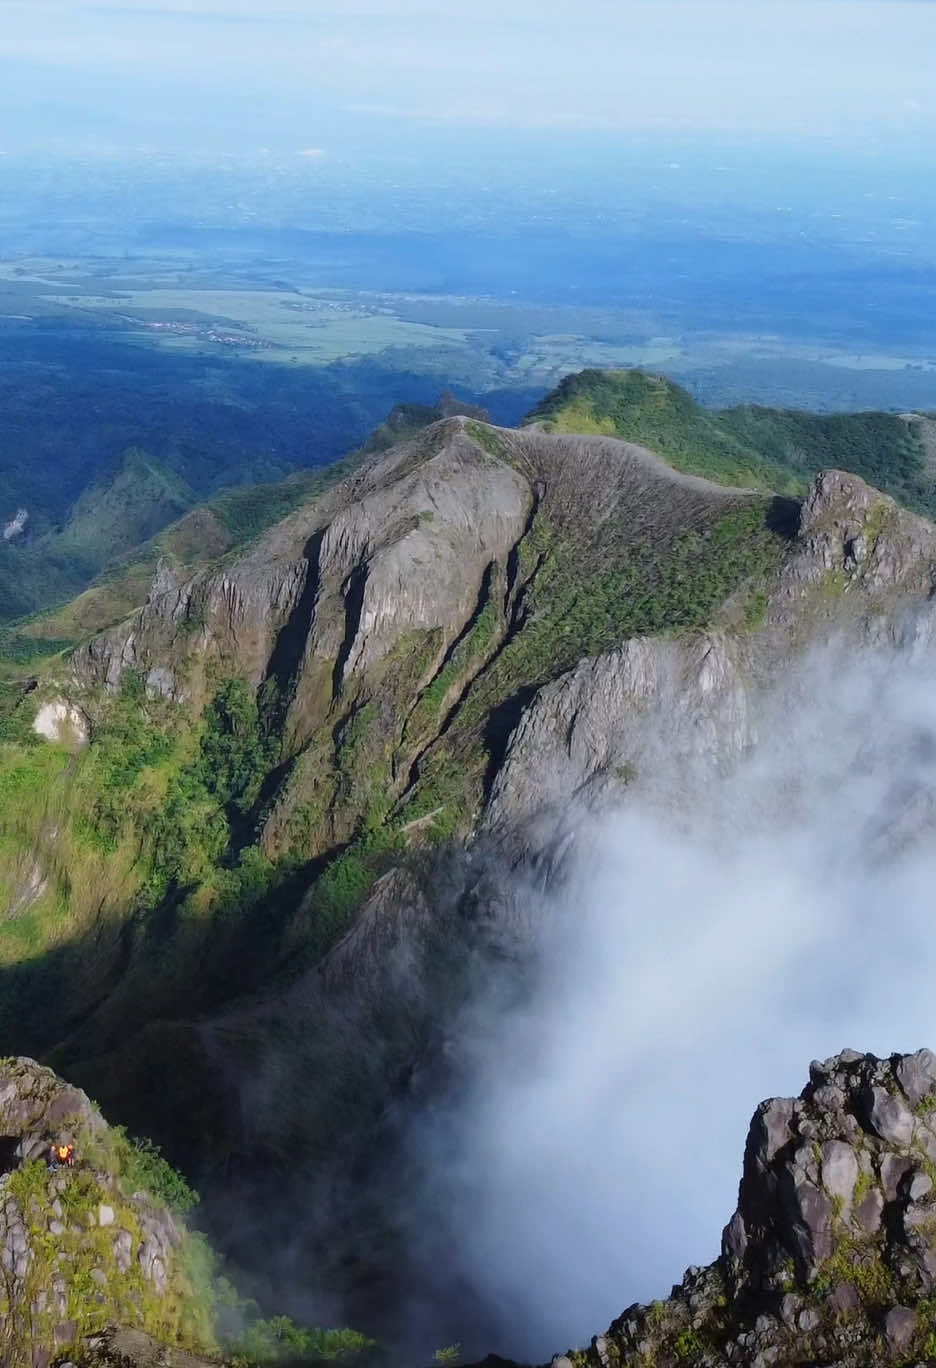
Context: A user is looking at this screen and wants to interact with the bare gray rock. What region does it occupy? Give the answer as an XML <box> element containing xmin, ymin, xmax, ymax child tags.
<box><xmin>897</xmin><ymin>1049</ymin><xmax>936</xmax><ymax>1106</ymax></box>
<box><xmin>884</xmin><ymin>1306</ymin><xmax>917</xmax><ymax>1349</ymax></box>
<box><xmin>485</xmin><ymin>632</ymin><xmax>751</xmax><ymax>830</ymax></box>
<box><xmin>865</xmin><ymin>1085</ymin><xmax>915</xmax><ymax>1146</ymax></box>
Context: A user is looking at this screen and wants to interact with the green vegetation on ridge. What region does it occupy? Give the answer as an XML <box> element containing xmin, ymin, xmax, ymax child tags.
<box><xmin>528</xmin><ymin>368</ymin><xmax>935</xmax><ymax>516</ymax></box>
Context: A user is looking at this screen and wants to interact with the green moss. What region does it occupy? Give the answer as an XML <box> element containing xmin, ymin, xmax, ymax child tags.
<box><xmin>3</xmin><ymin>1153</ymin><xmax>217</xmax><ymax>1366</ymax></box>
<box><xmin>863</xmin><ymin>499</ymin><xmax>897</xmax><ymax>546</ymax></box>
<box><xmin>673</xmin><ymin>1329</ymin><xmax>702</xmax><ymax>1361</ymax></box>
<box><xmin>852</xmin><ymin>1169</ymin><xmax>874</xmax><ymax>1208</ymax></box>
<box><xmin>812</xmin><ymin>1236</ymin><xmax>895</xmax><ymax>1307</ymax></box>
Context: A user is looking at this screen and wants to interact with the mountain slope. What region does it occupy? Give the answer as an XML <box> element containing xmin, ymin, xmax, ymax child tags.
<box><xmin>528</xmin><ymin>368</ymin><xmax>935</xmax><ymax>513</ymax></box>
<box><xmin>4</xmin><ymin>381</ymin><xmax>936</xmax><ymax>1348</ymax></box>
<box><xmin>0</xmin><ymin>411</ymin><xmax>930</xmax><ymax>1155</ymax></box>
<box><xmin>0</xmin><ymin>416</ymin><xmax>793</xmax><ymax>1122</ymax></box>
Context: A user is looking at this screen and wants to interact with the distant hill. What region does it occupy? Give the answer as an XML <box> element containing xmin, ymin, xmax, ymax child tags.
<box><xmin>527</xmin><ymin>367</ymin><xmax>936</xmax><ymax>514</ymax></box>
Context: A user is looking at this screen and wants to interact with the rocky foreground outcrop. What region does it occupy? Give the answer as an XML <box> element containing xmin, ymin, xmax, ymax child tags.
<box><xmin>555</xmin><ymin>1050</ymin><xmax>936</xmax><ymax>1368</ymax></box>
<box><xmin>0</xmin><ymin>1058</ymin><xmax>216</xmax><ymax>1368</ymax></box>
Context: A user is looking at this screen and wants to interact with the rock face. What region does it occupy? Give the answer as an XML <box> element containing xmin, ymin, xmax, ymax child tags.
<box><xmin>0</xmin><ymin>1058</ymin><xmax>213</xmax><ymax>1368</ymax></box>
<box><xmin>485</xmin><ymin>632</ymin><xmax>751</xmax><ymax>831</ymax></box>
<box><xmin>72</xmin><ymin>421</ymin><xmax>531</xmax><ymax>726</ymax></box>
<box><xmin>564</xmin><ymin>1050</ymin><xmax>936</xmax><ymax>1368</ymax></box>
<box><xmin>80</xmin><ymin>1326</ymin><xmax>222</xmax><ymax>1367</ymax></box>
<box><xmin>489</xmin><ymin>471</ymin><xmax>936</xmax><ymax>834</ymax></box>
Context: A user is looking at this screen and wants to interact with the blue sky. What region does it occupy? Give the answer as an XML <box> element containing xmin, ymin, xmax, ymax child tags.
<box><xmin>1</xmin><ymin>0</ymin><xmax>934</xmax><ymax>154</ymax></box>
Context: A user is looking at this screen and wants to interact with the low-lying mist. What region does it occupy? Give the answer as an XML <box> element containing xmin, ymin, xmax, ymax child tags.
<box><xmin>397</xmin><ymin>642</ymin><xmax>936</xmax><ymax>1359</ymax></box>
<box><xmin>199</xmin><ymin>640</ymin><xmax>936</xmax><ymax>1364</ymax></box>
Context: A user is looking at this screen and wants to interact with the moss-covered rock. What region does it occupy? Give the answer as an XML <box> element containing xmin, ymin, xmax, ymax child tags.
<box><xmin>0</xmin><ymin>1057</ymin><xmax>218</xmax><ymax>1368</ymax></box>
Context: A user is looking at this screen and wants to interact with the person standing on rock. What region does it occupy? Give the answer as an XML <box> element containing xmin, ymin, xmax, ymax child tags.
<box><xmin>48</xmin><ymin>1141</ymin><xmax>75</xmax><ymax>1171</ymax></box>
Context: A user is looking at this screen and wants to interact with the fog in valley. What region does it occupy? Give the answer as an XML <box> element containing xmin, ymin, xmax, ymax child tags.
<box><xmin>390</xmin><ymin>640</ymin><xmax>936</xmax><ymax>1359</ymax></box>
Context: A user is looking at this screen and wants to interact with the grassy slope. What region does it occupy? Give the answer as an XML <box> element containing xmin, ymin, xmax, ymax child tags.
<box><xmin>527</xmin><ymin>368</ymin><xmax>934</xmax><ymax>514</ymax></box>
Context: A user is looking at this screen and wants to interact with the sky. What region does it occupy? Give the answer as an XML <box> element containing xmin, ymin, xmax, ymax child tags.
<box><xmin>1</xmin><ymin>0</ymin><xmax>935</xmax><ymax>155</ymax></box>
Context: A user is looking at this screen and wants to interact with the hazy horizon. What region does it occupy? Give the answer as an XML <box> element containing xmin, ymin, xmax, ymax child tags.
<box><xmin>2</xmin><ymin>0</ymin><xmax>935</xmax><ymax>158</ymax></box>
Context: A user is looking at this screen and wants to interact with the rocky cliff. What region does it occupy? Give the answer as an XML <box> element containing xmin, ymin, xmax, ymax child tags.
<box><xmin>553</xmin><ymin>1050</ymin><xmax>936</xmax><ymax>1368</ymax></box>
<box><xmin>66</xmin><ymin>416</ymin><xmax>764</xmax><ymax>856</ymax></box>
<box><xmin>0</xmin><ymin>1058</ymin><xmax>216</xmax><ymax>1368</ymax></box>
<box><xmin>487</xmin><ymin>469</ymin><xmax>936</xmax><ymax>836</ymax></box>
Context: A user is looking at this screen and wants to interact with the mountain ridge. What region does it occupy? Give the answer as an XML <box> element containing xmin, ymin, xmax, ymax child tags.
<box><xmin>4</xmin><ymin>366</ymin><xmax>933</xmax><ymax>670</ymax></box>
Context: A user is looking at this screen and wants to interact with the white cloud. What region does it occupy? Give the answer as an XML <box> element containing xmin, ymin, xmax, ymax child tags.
<box><xmin>407</xmin><ymin>643</ymin><xmax>936</xmax><ymax>1358</ymax></box>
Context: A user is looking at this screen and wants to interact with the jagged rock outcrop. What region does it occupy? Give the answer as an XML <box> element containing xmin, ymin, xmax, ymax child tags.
<box><xmin>0</xmin><ymin>1058</ymin><xmax>215</xmax><ymax>1368</ymax></box>
<box><xmin>788</xmin><ymin>469</ymin><xmax>936</xmax><ymax>597</ymax></box>
<box><xmin>561</xmin><ymin>1050</ymin><xmax>936</xmax><ymax>1368</ymax></box>
<box><xmin>72</xmin><ymin>422</ymin><xmax>531</xmax><ymax>725</ymax></box>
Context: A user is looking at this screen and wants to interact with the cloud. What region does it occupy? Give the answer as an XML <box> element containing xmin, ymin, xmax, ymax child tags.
<box><xmin>402</xmin><ymin>641</ymin><xmax>936</xmax><ymax>1359</ymax></box>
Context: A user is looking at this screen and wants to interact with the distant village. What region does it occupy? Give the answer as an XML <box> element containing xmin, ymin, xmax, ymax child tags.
<box><xmin>124</xmin><ymin>316</ymin><xmax>271</xmax><ymax>349</ymax></box>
